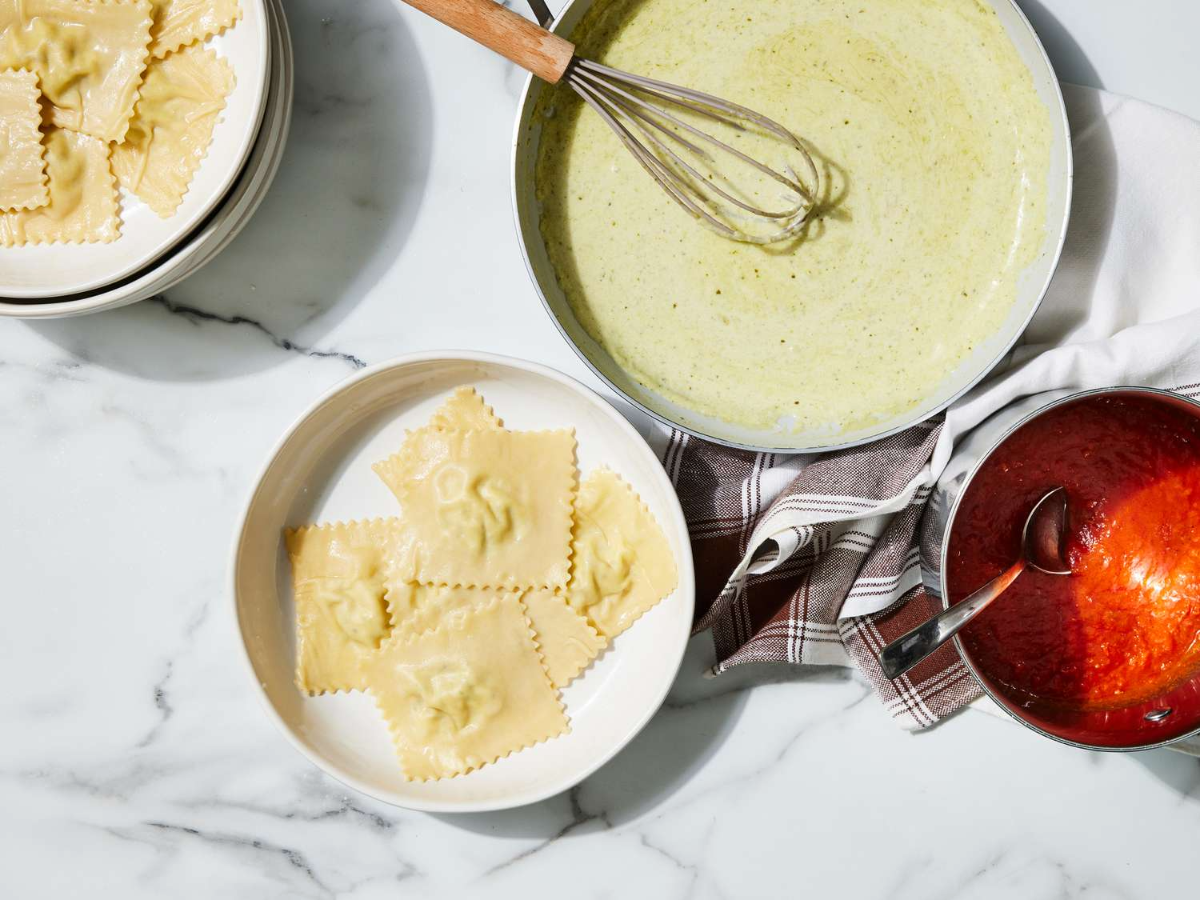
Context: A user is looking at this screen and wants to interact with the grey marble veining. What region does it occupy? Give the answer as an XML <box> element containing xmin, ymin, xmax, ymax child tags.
<box><xmin>3</xmin><ymin>1</ymin><xmax>1200</xmax><ymax>897</ymax></box>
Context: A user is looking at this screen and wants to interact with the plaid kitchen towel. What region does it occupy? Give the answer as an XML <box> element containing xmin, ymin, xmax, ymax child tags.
<box><xmin>644</xmin><ymin>84</ymin><xmax>1200</xmax><ymax>732</ymax></box>
<box><xmin>656</xmin><ymin>420</ymin><xmax>977</xmax><ymax>730</ymax></box>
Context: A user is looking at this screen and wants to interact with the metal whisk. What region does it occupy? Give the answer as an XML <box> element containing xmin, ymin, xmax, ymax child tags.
<box><xmin>404</xmin><ymin>0</ymin><xmax>821</xmax><ymax>245</ymax></box>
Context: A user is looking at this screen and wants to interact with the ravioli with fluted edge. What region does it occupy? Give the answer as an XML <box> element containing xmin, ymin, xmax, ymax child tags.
<box><xmin>374</xmin><ymin>427</ymin><xmax>578</xmax><ymax>590</ymax></box>
<box><xmin>427</xmin><ymin>385</ymin><xmax>502</xmax><ymax>431</ymax></box>
<box><xmin>568</xmin><ymin>468</ymin><xmax>678</xmax><ymax>638</ymax></box>
<box><xmin>0</xmin><ymin>69</ymin><xmax>49</xmax><ymax>212</ymax></box>
<box><xmin>361</xmin><ymin>593</ymin><xmax>568</xmax><ymax>781</ymax></box>
<box><xmin>285</xmin><ymin>518</ymin><xmax>409</xmax><ymax>694</ymax></box>
<box><xmin>386</xmin><ymin>582</ymin><xmax>607</xmax><ymax>690</ymax></box>
<box><xmin>521</xmin><ymin>588</ymin><xmax>607</xmax><ymax>687</ymax></box>
<box><xmin>148</xmin><ymin>0</ymin><xmax>240</xmax><ymax>59</ymax></box>
<box><xmin>112</xmin><ymin>42</ymin><xmax>235</xmax><ymax>217</ymax></box>
<box><xmin>0</xmin><ymin>0</ymin><xmax>154</xmax><ymax>143</ymax></box>
<box><xmin>0</xmin><ymin>127</ymin><xmax>118</xmax><ymax>246</ymax></box>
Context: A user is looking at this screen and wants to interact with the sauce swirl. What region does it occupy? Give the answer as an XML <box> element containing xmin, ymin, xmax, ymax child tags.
<box><xmin>536</xmin><ymin>0</ymin><xmax>1053</xmax><ymax>435</ymax></box>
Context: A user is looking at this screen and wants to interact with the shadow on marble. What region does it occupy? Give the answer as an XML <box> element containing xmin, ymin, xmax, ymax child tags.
<box><xmin>1014</xmin><ymin>0</ymin><xmax>1104</xmax><ymax>91</ymax></box>
<box><xmin>26</xmin><ymin>0</ymin><xmax>433</xmax><ymax>382</ymax></box>
<box><xmin>435</xmin><ymin>635</ymin><xmax>855</xmax><ymax>839</ymax></box>
<box><xmin>1011</xmin><ymin>1</ymin><xmax>1118</xmax><ymax>348</ymax></box>
<box><xmin>1131</xmin><ymin>748</ymin><xmax>1200</xmax><ymax>801</ymax></box>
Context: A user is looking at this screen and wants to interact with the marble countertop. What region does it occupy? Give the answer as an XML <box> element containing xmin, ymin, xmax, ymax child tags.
<box><xmin>4</xmin><ymin>1</ymin><xmax>1200</xmax><ymax>897</ymax></box>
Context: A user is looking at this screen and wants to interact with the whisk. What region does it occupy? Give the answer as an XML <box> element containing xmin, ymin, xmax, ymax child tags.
<box><xmin>403</xmin><ymin>0</ymin><xmax>821</xmax><ymax>244</ymax></box>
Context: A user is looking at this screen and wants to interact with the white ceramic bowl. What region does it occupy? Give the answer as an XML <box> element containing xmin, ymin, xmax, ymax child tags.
<box><xmin>231</xmin><ymin>352</ymin><xmax>696</xmax><ymax>812</ymax></box>
<box><xmin>0</xmin><ymin>0</ymin><xmax>292</xmax><ymax>318</ymax></box>
<box><xmin>0</xmin><ymin>0</ymin><xmax>271</xmax><ymax>300</ymax></box>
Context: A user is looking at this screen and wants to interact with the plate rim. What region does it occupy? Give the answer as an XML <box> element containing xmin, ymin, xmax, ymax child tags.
<box><xmin>229</xmin><ymin>350</ymin><xmax>697</xmax><ymax>812</ymax></box>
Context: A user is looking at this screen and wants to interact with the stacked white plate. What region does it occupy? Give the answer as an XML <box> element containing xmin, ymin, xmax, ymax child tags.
<box><xmin>0</xmin><ymin>0</ymin><xmax>293</xmax><ymax>319</ymax></box>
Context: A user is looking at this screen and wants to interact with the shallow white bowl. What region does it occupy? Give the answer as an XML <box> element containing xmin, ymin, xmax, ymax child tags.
<box><xmin>0</xmin><ymin>0</ymin><xmax>270</xmax><ymax>299</ymax></box>
<box><xmin>231</xmin><ymin>352</ymin><xmax>696</xmax><ymax>812</ymax></box>
<box><xmin>0</xmin><ymin>0</ymin><xmax>291</xmax><ymax>318</ymax></box>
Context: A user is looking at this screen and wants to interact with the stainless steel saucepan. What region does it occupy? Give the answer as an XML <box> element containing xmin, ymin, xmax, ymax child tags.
<box><xmin>510</xmin><ymin>0</ymin><xmax>1073</xmax><ymax>453</ymax></box>
<box><xmin>939</xmin><ymin>386</ymin><xmax>1200</xmax><ymax>752</ymax></box>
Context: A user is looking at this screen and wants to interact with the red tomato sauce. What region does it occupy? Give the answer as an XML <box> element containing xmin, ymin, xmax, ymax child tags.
<box><xmin>946</xmin><ymin>394</ymin><xmax>1200</xmax><ymax>710</ymax></box>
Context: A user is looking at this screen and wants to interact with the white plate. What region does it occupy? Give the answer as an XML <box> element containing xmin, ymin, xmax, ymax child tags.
<box><xmin>231</xmin><ymin>353</ymin><xmax>695</xmax><ymax>812</ymax></box>
<box><xmin>0</xmin><ymin>0</ymin><xmax>270</xmax><ymax>299</ymax></box>
<box><xmin>0</xmin><ymin>0</ymin><xmax>291</xmax><ymax>318</ymax></box>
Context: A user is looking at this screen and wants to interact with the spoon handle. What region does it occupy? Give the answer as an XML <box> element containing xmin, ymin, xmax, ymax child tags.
<box><xmin>879</xmin><ymin>561</ymin><xmax>1025</xmax><ymax>680</ymax></box>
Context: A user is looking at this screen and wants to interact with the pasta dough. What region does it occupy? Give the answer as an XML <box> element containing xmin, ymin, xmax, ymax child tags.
<box><xmin>568</xmin><ymin>469</ymin><xmax>678</xmax><ymax>637</ymax></box>
<box><xmin>286</xmin><ymin>519</ymin><xmax>409</xmax><ymax>694</ymax></box>
<box><xmin>0</xmin><ymin>0</ymin><xmax>153</xmax><ymax>143</ymax></box>
<box><xmin>368</xmin><ymin>388</ymin><xmax>503</xmax><ymax>511</ymax></box>
<box><xmin>387</xmin><ymin>583</ymin><xmax>606</xmax><ymax>687</ymax></box>
<box><xmin>111</xmin><ymin>43</ymin><xmax>235</xmax><ymax>217</ymax></box>
<box><xmin>386</xmin><ymin>582</ymin><xmax>488</xmax><ymax>639</ymax></box>
<box><xmin>0</xmin><ymin>126</ymin><xmax>118</xmax><ymax>245</ymax></box>
<box><xmin>427</xmin><ymin>385</ymin><xmax>502</xmax><ymax>431</ymax></box>
<box><xmin>148</xmin><ymin>0</ymin><xmax>240</xmax><ymax>58</ymax></box>
<box><xmin>362</xmin><ymin>593</ymin><xmax>568</xmax><ymax>781</ymax></box>
<box><xmin>0</xmin><ymin>68</ymin><xmax>48</xmax><ymax>211</ymax></box>
<box><xmin>374</xmin><ymin>428</ymin><xmax>577</xmax><ymax>590</ymax></box>
<box><xmin>522</xmin><ymin>588</ymin><xmax>606</xmax><ymax>687</ymax></box>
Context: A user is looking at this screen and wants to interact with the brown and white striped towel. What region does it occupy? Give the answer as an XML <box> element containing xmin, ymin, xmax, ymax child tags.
<box><xmin>656</xmin><ymin>420</ymin><xmax>974</xmax><ymax>730</ymax></box>
<box><xmin>642</xmin><ymin>85</ymin><xmax>1200</xmax><ymax>733</ymax></box>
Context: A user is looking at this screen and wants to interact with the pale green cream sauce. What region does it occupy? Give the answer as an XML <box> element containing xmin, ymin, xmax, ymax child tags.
<box><xmin>536</xmin><ymin>0</ymin><xmax>1053</xmax><ymax>434</ymax></box>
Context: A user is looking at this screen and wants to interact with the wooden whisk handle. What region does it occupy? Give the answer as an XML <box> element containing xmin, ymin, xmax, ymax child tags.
<box><xmin>402</xmin><ymin>0</ymin><xmax>576</xmax><ymax>84</ymax></box>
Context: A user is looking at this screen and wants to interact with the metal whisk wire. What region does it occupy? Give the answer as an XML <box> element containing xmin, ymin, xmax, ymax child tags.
<box><xmin>565</xmin><ymin>60</ymin><xmax>821</xmax><ymax>244</ymax></box>
<box><xmin>403</xmin><ymin>0</ymin><xmax>820</xmax><ymax>244</ymax></box>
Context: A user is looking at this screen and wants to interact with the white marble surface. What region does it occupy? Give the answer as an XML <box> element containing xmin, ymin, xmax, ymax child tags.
<box><xmin>3</xmin><ymin>1</ymin><xmax>1200</xmax><ymax>897</ymax></box>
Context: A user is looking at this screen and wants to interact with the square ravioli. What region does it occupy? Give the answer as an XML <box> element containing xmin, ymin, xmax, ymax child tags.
<box><xmin>377</xmin><ymin>387</ymin><xmax>504</xmax><ymax>472</ymax></box>
<box><xmin>427</xmin><ymin>386</ymin><xmax>502</xmax><ymax>431</ymax></box>
<box><xmin>522</xmin><ymin>589</ymin><xmax>606</xmax><ymax>687</ymax></box>
<box><xmin>387</xmin><ymin>584</ymin><xmax>605</xmax><ymax>688</ymax></box>
<box><xmin>374</xmin><ymin>428</ymin><xmax>577</xmax><ymax>590</ymax></box>
<box><xmin>0</xmin><ymin>68</ymin><xmax>48</xmax><ymax>211</ymax></box>
<box><xmin>112</xmin><ymin>44</ymin><xmax>235</xmax><ymax>217</ymax></box>
<box><xmin>148</xmin><ymin>0</ymin><xmax>240</xmax><ymax>59</ymax></box>
<box><xmin>362</xmin><ymin>593</ymin><xmax>568</xmax><ymax>781</ymax></box>
<box><xmin>0</xmin><ymin>0</ymin><xmax>154</xmax><ymax>143</ymax></box>
<box><xmin>0</xmin><ymin>127</ymin><xmax>118</xmax><ymax>246</ymax></box>
<box><xmin>567</xmin><ymin>469</ymin><xmax>678</xmax><ymax>638</ymax></box>
<box><xmin>286</xmin><ymin>519</ymin><xmax>408</xmax><ymax>694</ymax></box>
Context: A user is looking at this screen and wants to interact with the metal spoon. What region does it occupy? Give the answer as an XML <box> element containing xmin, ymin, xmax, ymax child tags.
<box><xmin>879</xmin><ymin>487</ymin><xmax>1071</xmax><ymax>680</ymax></box>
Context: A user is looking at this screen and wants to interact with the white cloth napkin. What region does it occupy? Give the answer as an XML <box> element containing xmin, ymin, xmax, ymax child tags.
<box><xmin>928</xmin><ymin>84</ymin><xmax>1200</xmax><ymax>490</ymax></box>
<box><xmin>925</xmin><ymin>84</ymin><xmax>1200</xmax><ymax>755</ymax></box>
